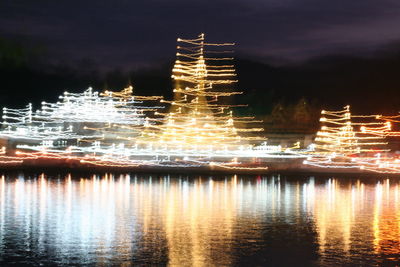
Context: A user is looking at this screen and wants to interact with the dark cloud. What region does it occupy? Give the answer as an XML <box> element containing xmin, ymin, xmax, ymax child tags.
<box><xmin>1</xmin><ymin>0</ymin><xmax>400</xmax><ymax>69</ymax></box>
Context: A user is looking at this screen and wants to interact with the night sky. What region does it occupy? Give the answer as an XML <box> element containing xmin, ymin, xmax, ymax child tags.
<box><xmin>1</xmin><ymin>0</ymin><xmax>400</xmax><ymax>70</ymax></box>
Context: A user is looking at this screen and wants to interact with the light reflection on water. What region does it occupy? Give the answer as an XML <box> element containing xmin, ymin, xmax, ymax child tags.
<box><xmin>0</xmin><ymin>173</ymin><xmax>399</xmax><ymax>266</ymax></box>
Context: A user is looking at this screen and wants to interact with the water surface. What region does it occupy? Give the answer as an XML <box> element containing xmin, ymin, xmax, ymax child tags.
<box><xmin>0</xmin><ymin>173</ymin><xmax>399</xmax><ymax>266</ymax></box>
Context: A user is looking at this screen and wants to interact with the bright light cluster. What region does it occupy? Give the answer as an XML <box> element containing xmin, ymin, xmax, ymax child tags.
<box><xmin>303</xmin><ymin>105</ymin><xmax>400</xmax><ymax>173</ymax></box>
<box><xmin>5</xmin><ymin>34</ymin><xmax>400</xmax><ymax>173</ymax></box>
<box><xmin>0</xmin><ymin>34</ymin><xmax>305</xmax><ymax>171</ymax></box>
<box><xmin>140</xmin><ymin>33</ymin><xmax>266</xmax><ymax>152</ymax></box>
<box><xmin>1</xmin><ymin>87</ymin><xmax>161</xmax><ymax>143</ymax></box>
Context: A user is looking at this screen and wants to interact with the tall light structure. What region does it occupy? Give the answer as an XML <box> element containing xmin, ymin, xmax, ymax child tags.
<box><xmin>139</xmin><ymin>33</ymin><xmax>265</xmax><ymax>153</ymax></box>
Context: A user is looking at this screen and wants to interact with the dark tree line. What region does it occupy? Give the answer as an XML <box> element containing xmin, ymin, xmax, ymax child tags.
<box><xmin>263</xmin><ymin>98</ymin><xmax>320</xmax><ymax>133</ymax></box>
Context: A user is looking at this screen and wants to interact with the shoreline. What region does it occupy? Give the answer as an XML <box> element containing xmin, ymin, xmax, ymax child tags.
<box><xmin>0</xmin><ymin>158</ymin><xmax>398</xmax><ymax>177</ymax></box>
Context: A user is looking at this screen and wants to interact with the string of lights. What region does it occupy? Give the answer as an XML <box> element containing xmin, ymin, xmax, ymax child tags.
<box><xmin>5</xmin><ymin>34</ymin><xmax>400</xmax><ymax>173</ymax></box>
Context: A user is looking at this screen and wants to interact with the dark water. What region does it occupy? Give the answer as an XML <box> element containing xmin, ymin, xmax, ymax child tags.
<box><xmin>0</xmin><ymin>173</ymin><xmax>399</xmax><ymax>266</ymax></box>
